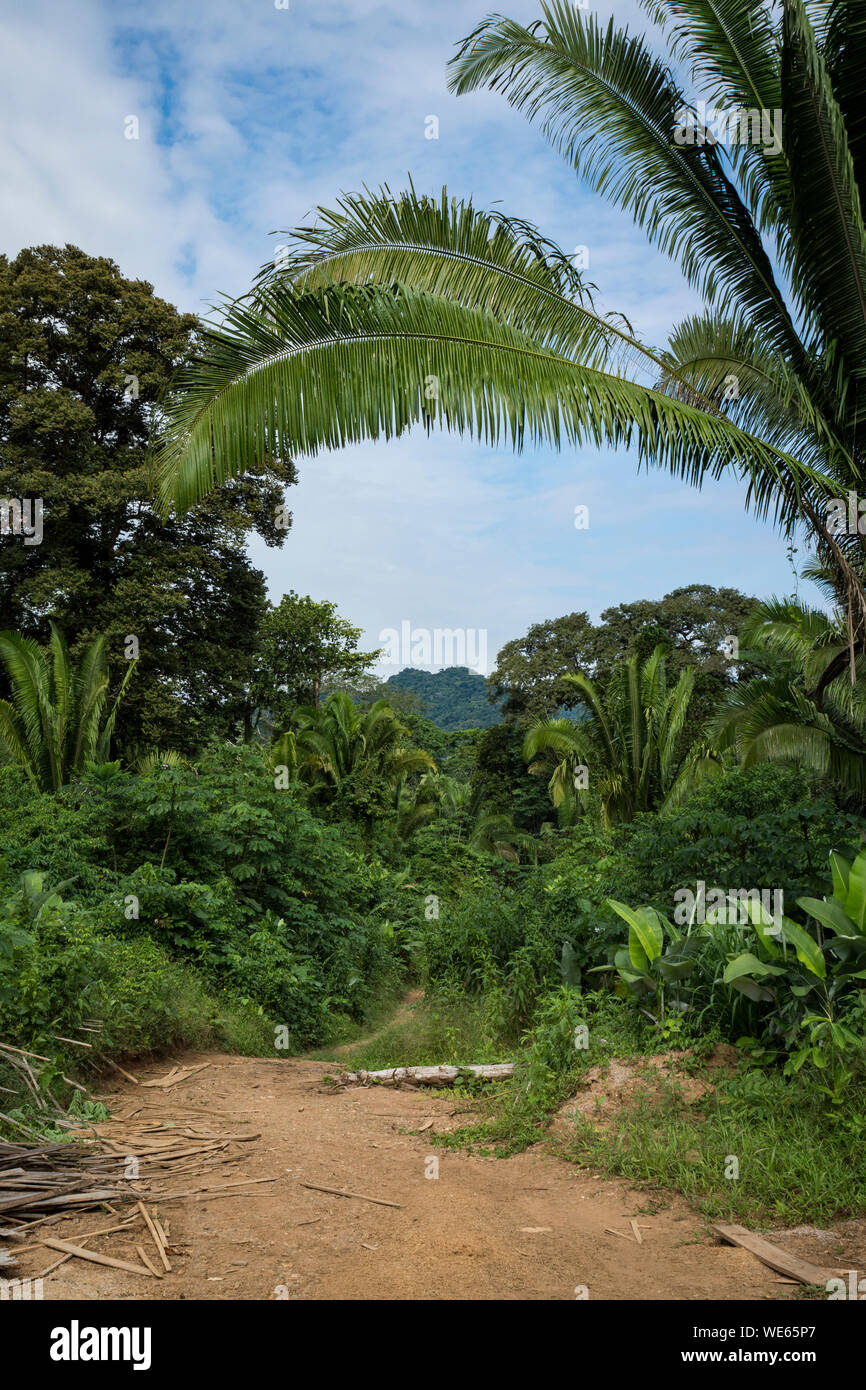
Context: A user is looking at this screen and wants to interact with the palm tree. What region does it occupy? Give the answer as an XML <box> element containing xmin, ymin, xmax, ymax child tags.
<box><xmin>287</xmin><ymin>692</ymin><xmax>435</xmax><ymax>809</ymax></box>
<box><xmin>0</xmin><ymin>624</ymin><xmax>136</xmax><ymax>792</ymax></box>
<box><xmin>155</xmin><ymin>2</ymin><xmax>864</xmax><ymax>637</ymax></box>
<box><xmin>711</xmin><ymin>588</ymin><xmax>866</xmax><ymax>796</ymax></box>
<box><xmin>395</xmin><ymin>771</ymin><xmax>536</xmax><ymax>861</ymax></box>
<box><xmin>396</xmin><ymin>771</ymin><xmax>470</xmax><ymax>837</ymax></box>
<box><xmin>467</xmin><ymin>808</ymin><xmax>536</xmax><ymax>863</ymax></box>
<box><xmin>524</xmin><ymin>644</ymin><xmax>721</xmax><ymax>827</ymax></box>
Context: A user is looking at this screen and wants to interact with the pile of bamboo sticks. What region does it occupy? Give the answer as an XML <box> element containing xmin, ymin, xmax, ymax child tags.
<box><xmin>0</xmin><ymin>1035</ymin><xmax>103</xmax><ymax>1137</ymax></box>
<box><xmin>0</xmin><ymin>1141</ymin><xmax>127</xmax><ymax>1222</ymax></box>
<box><xmin>0</xmin><ymin>1115</ymin><xmax>269</xmax><ymax>1283</ymax></box>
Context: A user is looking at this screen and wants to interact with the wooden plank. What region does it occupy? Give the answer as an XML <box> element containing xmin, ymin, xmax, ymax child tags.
<box><xmin>41</xmin><ymin>1237</ymin><xmax>155</xmax><ymax>1277</ymax></box>
<box><xmin>711</xmin><ymin>1223</ymin><xmax>840</xmax><ymax>1286</ymax></box>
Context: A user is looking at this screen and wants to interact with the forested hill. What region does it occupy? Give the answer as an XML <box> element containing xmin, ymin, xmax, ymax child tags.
<box><xmin>385</xmin><ymin>666</ymin><xmax>501</xmax><ymax>730</ymax></box>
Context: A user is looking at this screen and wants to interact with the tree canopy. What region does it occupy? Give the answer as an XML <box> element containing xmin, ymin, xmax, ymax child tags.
<box><xmin>488</xmin><ymin>586</ymin><xmax>757</xmax><ymax>722</ymax></box>
<box><xmin>252</xmin><ymin>591</ymin><xmax>380</xmax><ymax>724</ymax></box>
<box><xmin>0</xmin><ymin>244</ymin><xmax>298</xmax><ymax>751</ymax></box>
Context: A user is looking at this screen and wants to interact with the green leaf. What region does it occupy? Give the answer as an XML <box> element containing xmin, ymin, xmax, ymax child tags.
<box><xmin>844</xmin><ymin>849</ymin><xmax>866</xmax><ymax>931</ymax></box>
<box><xmin>796</xmin><ymin>895</ymin><xmax>856</xmax><ymax>936</ymax></box>
<box><xmin>723</xmin><ymin>952</ymin><xmax>787</xmax><ymax>984</ymax></box>
<box><xmin>830</xmin><ymin>850</ymin><xmax>850</xmax><ymax>901</ymax></box>
<box><xmin>778</xmin><ymin>916</ymin><xmax>827</xmax><ymax>978</ymax></box>
<box><xmin>606</xmin><ymin>899</ymin><xmax>664</xmax><ymax>964</ymax></box>
<box><xmin>742</xmin><ymin>896</ymin><xmax>783</xmax><ymax>958</ymax></box>
<box><xmin>729</xmin><ymin>976</ymin><xmax>776</xmax><ymax>1002</ymax></box>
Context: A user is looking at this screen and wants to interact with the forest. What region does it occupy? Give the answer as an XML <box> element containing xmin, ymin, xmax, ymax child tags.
<box><xmin>1</xmin><ymin>249</ymin><xmax>864</xmax><ymax>1238</ymax></box>
<box><xmin>2</xmin><ymin>0</ymin><xmax>866</xmax><ymax>1313</ymax></box>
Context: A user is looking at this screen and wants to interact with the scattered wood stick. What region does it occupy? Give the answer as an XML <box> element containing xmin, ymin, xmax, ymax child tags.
<box><xmin>7</xmin><ymin>1216</ymin><xmax>137</xmax><ymax>1255</ymax></box>
<box><xmin>630</xmin><ymin>1220</ymin><xmax>643</xmax><ymax>1246</ymax></box>
<box><xmin>301</xmin><ymin>1182</ymin><xmax>403</xmax><ymax>1209</ymax></box>
<box><xmin>41</xmin><ymin>1237</ymin><xmax>155</xmax><ymax>1277</ymax></box>
<box><xmin>135</xmin><ymin>1244</ymin><xmax>163</xmax><ymax>1279</ymax></box>
<box><xmin>0</xmin><ymin>1043</ymin><xmax>53</xmax><ymax>1063</ymax></box>
<box><xmin>604</xmin><ymin>1227</ymin><xmax>634</xmax><ymax>1241</ymax></box>
<box><xmin>154</xmin><ymin>1189</ymin><xmax>267</xmax><ymax>1205</ymax></box>
<box><xmin>136</xmin><ymin>1201</ymin><xmax>171</xmax><ymax>1272</ymax></box>
<box><xmin>140</xmin><ymin>1064</ymin><xmax>211</xmax><ymax>1090</ymax></box>
<box><xmin>100</xmin><ymin>1057</ymin><xmax>140</xmax><ymax>1085</ymax></box>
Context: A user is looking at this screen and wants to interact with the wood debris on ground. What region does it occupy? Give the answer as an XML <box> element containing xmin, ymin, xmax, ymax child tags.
<box><xmin>0</xmin><ymin>1073</ymin><xmax>268</xmax><ymax>1286</ymax></box>
<box><xmin>338</xmin><ymin>1063</ymin><xmax>514</xmax><ymax>1087</ymax></box>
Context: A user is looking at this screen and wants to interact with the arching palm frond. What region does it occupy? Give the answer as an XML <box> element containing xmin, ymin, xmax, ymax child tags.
<box><xmin>710</xmin><ymin>594</ymin><xmax>866</xmax><ymax>796</ymax></box>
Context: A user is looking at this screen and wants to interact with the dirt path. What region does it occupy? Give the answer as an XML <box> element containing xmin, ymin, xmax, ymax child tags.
<box><xmin>12</xmin><ymin>1050</ymin><xmax>793</xmax><ymax>1301</ymax></box>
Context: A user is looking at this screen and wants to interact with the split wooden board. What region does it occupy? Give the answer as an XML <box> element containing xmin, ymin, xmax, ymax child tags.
<box><xmin>711</xmin><ymin>1222</ymin><xmax>842</xmax><ymax>1286</ymax></box>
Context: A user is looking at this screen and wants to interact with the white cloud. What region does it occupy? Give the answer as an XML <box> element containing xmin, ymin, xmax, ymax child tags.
<box><xmin>0</xmin><ymin>0</ymin><xmax>812</xmax><ymax>668</ymax></box>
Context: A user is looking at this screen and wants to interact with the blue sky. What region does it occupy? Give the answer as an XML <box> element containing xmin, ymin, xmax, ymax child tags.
<box><xmin>1</xmin><ymin>0</ymin><xmax>814</xmax><ymax>674</ymax></box>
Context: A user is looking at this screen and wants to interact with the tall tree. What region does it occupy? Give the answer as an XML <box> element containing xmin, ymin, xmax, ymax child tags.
<box><xmin>252</xmin><ymin>591</ymin><xmax>380</xmax><ymax>722</ymax></box>
<box><xmin>489</xmin><ymin>587</ymin><xmax>756</xmax><ymax>722</ymax></box>
<box><xmin>488</xmin><ymin>612</ymin><xmax>597</xmax><ymax>723</ymax></box>
<box><xmin>0</xmin><ymin>245</ymin><xmax>297</xmax><ymax>751</ymax></box>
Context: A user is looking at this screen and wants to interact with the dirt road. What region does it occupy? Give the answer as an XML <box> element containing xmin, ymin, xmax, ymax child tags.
<box><xmin>14</xmin><ymin>1051</ymin><xmax>791</xmax><ymax>1301</ymax></box>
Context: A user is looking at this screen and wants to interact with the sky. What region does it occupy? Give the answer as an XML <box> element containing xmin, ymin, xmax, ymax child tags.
<box><xmin>1</xmin><ymin>0</ymin><xmax>814</xmax><ymax>676</ymax></box>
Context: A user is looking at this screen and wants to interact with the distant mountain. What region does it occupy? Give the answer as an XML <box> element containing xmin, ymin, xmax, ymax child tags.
<box><xmin>385</xmin><ymin>666</ymin><xmax>502</xmax><ymax>731</ymax></box>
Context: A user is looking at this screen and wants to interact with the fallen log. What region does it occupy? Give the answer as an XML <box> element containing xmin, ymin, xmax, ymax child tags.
<box><xmin>338</xmin><ymin>1063</ymin><xmax>514</xmax><ymax>1086</ymax></box>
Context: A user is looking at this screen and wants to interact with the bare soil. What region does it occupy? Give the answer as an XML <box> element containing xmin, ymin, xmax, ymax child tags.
<box><xmin>12</xmin><ymin>1049</ymin><xmax>806</xmax><ymax>1301</ymax></box>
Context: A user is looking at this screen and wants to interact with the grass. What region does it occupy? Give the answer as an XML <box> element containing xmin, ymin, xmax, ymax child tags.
<box><xmin>353</xmin><ymin>990</ymin><xmax>866</xmax><ymax>1228</ymax></box>
<box><xmin>311</xmin><ymin>990</ymin><xmax>508</xmax><ymax>1070</ymax></box>
<box><xmin>563</xmin><ymin>1067</ymin><xmax>866</xmax><ymax>1228</ymax></box>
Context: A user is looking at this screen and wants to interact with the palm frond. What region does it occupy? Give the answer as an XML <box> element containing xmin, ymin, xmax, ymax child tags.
<box><xmin>155</xmin><ymin>280</ymin><xmax>822</xmax><ymax>519</ymax></box>
<box><xmin>448</xmin><ymin>3</ymin><xmax>806</xmax><ymax>364</ymax></box>
<box><xmin>782</xmin><ymin>0</ymin><xmax>866</xmax><ymax>382</ymax></box>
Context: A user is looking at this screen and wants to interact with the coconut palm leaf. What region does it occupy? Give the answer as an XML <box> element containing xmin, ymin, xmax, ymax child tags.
<box><xmin>639</xmin><ymin>0</ymin><xmax>790</xmax><ymax>231</ymax></box>
<box><xmin>524</xmin><ymin>643</ymin><xmax>715</xmax><ymax>826</ymax></box>
<box><xmin>824</xmin><ymin>0</ymin><xmax>866</xmax><ymax>196</ymax></box>
<box><xmin>155</xmin><ymin>277</ymin><xmax>818</xmax><ymax>519</ymax></box>
<box><xmin>448</xmin><ymin>3</ymin><xmax>806</xmax><ymax>364</ymax></box>
<box><xmin>0</xmin><ymin>625</ymin><xmax>137</xmax><ymax>791</ymax></box>
<box><xmin>256</xmin><ymin>183</ymin><xmax>706</xmax><ymax>397</ymax></box>
<box><xmin>711</xmin><ymin>594</ymin><xmax>866</xmax><ymax>794</ymax></box>
<box><xmin>781</xmin><ymin>0</ymin><xmax>866</xmax><ymax>382</ymax></box>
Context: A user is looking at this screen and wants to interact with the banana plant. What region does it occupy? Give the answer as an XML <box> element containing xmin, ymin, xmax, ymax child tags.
<box><xmin>717</xmin><ymin>852</ymin><xmax>866</xmax><ymax>1074</ymax></box>
<box><xmin>591</xmin><ymin>899</ymin><xmax>702</xmax><ymax>1023</ymax></box>
<box><xmin>723</xmin><ymin>851</ymin><xmax>866</xmax><ymax>1007</ymax></box>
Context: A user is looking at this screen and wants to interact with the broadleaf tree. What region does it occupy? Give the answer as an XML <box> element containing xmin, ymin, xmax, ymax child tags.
<box><xmin>0</xmin><ymin>244</ymin><xmax>298</xmax><ymax>752</ymax></box>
